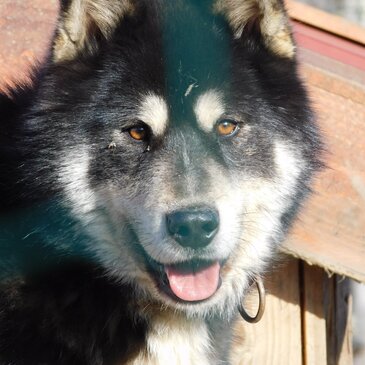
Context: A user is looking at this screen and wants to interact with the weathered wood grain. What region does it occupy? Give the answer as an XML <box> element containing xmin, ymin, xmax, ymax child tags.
<box><xmin>302</xmin><ymin>264</ymin><xmax>330</xmax><ymax>364</ymax></box>
<box><xmin>231</xmin><ymin>259</ymin><xmax>303</xmax><ymax>365</ymax></box>
<box><xmin>286</xmin><ymin>0</ymin><xmax>365</xmax><ymax>47</ymax></box>
<box><xmin>283</xmin><ymin>60</ymin><xmax>365</xmax><ymax>282</ymax></box>
<box><xmin>301</xmin><ymin>262</ymin><xmax>353</xmax><ymax>365</ymax></box>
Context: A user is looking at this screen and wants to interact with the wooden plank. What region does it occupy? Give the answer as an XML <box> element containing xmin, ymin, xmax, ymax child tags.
<box><xmin>302</xmin><ymin>264</ymin><xmax>329</xmax><ymax>364</ymax></box>
<box><xmin>292</xmin><ymin>21</ymin><xmax>365</xmax><ymax>72</ymax></box>
<box><xmin>286</xmin><ymin>8</ymin><xmax>365</xmax><ymax>284</ymax></box>
<box><xmin>301</xmin><ymin>262</ymin><xmax>353</xmax><ymax>365</ymax></box>
<box><xmin>232</xmin><ymin>261</ymin><xmax>353</xmax><ymax>365</ymax></box>
<box><xmin>298</xmin><ymin>48</ymin><xmax>365</xmax><ymax>102</ymax></box>
<box><xmin>328</xmin><ymin>275</ymin><xmax>353</xmax><ymax>365</ymax></box>
<box><xmin>283</xmin><ymin>62</ymin><xmax>365</xmax><ymax>282</ymax></box>
<box><xmin>231</xmin><ymin>259</ymin><xmax>303</xmax><ymax>365</ymax></box>
<box><xmin>285</xmin><ymin>0</ymin><xmax>365</xmax><ymax>46</ymax></box>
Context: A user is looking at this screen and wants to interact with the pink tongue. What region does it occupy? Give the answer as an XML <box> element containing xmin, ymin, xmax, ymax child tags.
<box><xmin>165</xmin><ymin>262</ymin><xmax>220</xmax><ymax>302</ymax></box>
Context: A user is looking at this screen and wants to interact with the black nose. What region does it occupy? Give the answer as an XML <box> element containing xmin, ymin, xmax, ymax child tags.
<box><xmin>166</xmin><ymin>207</ymin><xmax>219</xmax><ymax>249</ymax></box>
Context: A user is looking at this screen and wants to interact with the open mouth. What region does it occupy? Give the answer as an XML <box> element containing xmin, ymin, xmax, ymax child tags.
<box><xmin>147</xmin><ymin>258</ymin><xmax>223</xmax><ymax>303</ymax></box>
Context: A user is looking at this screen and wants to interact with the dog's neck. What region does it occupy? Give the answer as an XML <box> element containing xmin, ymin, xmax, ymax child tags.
<box><xmin>128</xmin><ymin>313</ymin><xmax>211</xmax><ymax>365</ymax></box>
<box><xmin>126</xmin><ymin>305</ymin><xmax>234</xmax><ymax>365</ymax></box>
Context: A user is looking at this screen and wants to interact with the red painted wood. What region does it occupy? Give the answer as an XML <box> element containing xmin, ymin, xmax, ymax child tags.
<box><xmin>293</xmin><ymin>21</ymin><xmax>365</xmax><ymax>72</ymax></box>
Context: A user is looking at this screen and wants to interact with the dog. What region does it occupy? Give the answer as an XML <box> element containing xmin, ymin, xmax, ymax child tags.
<box><xmin>0</xmin><ymin>0</ymin><xmax>322</xmax><ymax>364</ymax></box>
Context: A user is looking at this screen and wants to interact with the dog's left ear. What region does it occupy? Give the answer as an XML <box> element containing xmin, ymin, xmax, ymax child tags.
<box><xmin>53</xmin><ymin>0</ymin><xmax>135</xmax><ymax>63</ymax></box>
<box><xmin>215</xmin><ymin>0</ymin><xmax>295</xmax><ymax>58</ymax></box>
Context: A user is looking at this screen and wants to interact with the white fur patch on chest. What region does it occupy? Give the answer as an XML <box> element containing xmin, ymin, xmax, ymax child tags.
<box><xmin>129</xmin><ymin>315</ymin><xmax>212</xmax><ymax>365</ymax></box>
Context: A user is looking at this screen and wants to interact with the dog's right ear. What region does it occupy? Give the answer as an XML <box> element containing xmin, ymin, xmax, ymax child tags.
<box><xmin>215</xmin><ymin>0</ymin><xmax>295</xmax><ymax>58</ymax></box>
<box><xmin>53</xmin><ymin>0</ymin><xmax>135</xmax><ymax>63</ymax></box>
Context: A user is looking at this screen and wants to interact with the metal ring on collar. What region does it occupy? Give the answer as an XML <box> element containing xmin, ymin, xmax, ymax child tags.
<box><xmin>238</xmin><ymin>277</ymin><xmax>266</xmax><ymax>324</ymax></box>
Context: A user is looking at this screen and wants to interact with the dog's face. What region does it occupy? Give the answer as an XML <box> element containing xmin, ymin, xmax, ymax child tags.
<box><xmin>34</xmin><ymin>0</ymin><xmax>320</xmax><ymax>318</ymax></box>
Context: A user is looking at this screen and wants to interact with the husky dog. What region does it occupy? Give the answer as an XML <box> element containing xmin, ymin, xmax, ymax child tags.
<box><xmin>0</xmin><ymin>0</ymin><xmax>321</xmax><ymax>364</ymax></box>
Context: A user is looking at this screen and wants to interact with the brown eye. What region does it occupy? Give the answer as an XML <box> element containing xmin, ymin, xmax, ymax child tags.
<box><xmin>216</xmin><ymin>119</ymin><xmax>238</xmax><ymax>136</ymax></box>
<box><xmin>128</xmin><ymin>126</ymin><xmax>147</xmax><ymax>141</ymax></box>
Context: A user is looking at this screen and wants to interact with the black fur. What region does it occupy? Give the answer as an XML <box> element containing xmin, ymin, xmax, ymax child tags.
<box><xmin>0</xmin><ymin>262</ymin><xmax>147</xmax><ymax>365</ymax></box>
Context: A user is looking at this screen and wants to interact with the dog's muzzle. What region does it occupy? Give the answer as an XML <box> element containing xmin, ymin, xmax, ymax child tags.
<box><xmin>148</xmin><ymin>206</ymin><xmax>221</xmax><ymax>303</ymax></box>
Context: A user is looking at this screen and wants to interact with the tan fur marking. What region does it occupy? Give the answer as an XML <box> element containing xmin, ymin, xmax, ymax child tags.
<box><xmin>215</xmin><ymin>0</ymin><xmax>295</xmax><ymax>58</ymax></box>
<box><xmin>137</xmin><ymin>94</ymin><xmax>169</xmax><ymax>136</ymax></box>
<box><xmin>194</xmin><ymin>90</ymin><xmax>225</xmax><ymax>132</ymax></box>
<box><xmin>53</xmin><ymin>0</ymin><xmax>135</xmax><ymax>62</ymax></box>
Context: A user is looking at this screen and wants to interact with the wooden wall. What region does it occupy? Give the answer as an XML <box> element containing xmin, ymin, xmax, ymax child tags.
<box><xmin>231</xmin><ymin>258</ymin><xmax>353</xmax><ymax>365</ymax></box>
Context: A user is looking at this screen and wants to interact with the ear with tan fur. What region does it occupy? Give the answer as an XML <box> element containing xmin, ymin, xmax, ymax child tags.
<box><xmin>215</xmin><ymin>0</ymin><xmax>295</xmax><ymax>58</ymax></box>
<box><xmin>53</xmin><ymin>0</ymin><xmax>135</xmax><ymax>63</ymax></box>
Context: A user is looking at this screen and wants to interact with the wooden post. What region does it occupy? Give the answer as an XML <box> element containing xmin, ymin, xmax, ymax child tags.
<box><xmin>232</xmin><ymin>259</ymin><xmax>353</xmax><ymax>365</ymax></box>
<box><xmin>301</xmin><ymin>262</ymin><xmax>353</xmax><ymax>365</ymax></box>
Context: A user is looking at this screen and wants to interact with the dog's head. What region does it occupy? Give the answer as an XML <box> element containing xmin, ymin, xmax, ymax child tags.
<box><xmin>33</xmin><ymin>0</ymin><xmax>320</xmax><ymax>318</ymax></box>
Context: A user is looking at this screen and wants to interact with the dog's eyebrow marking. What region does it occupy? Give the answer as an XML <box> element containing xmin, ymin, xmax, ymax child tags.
<box><xmin>137</xmin><ymin>93</ymin><xmax>168</xmax><ymax>136</ymax></box>
<box><xmin>194</xmin><ymin>90</ymin><xmax>225</xmax><ymax>132</ymax></box>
